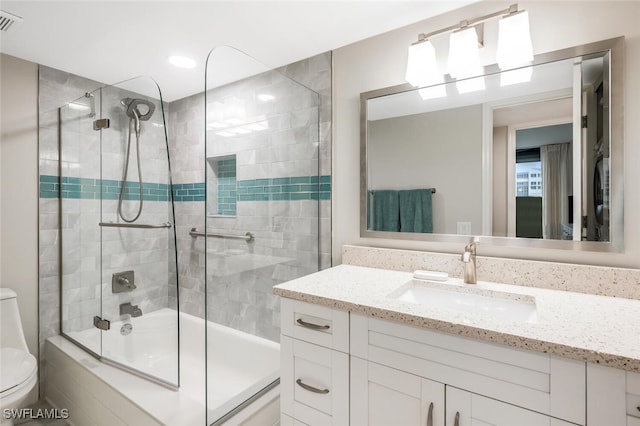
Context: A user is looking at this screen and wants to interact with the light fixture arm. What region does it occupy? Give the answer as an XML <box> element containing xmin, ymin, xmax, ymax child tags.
<box><xmin>415</xmin><ymin>3</ymin><xmax>519</xmax><ymax>43</ymax></box>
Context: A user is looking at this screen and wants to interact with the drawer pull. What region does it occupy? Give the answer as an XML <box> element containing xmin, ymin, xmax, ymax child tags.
<box><xmin>453</xmin><ymin>411</ymin><xmax>460</xmax><ymax>426</ymax></box>
<box><xmin>426</xmin><ymin>402</ymin><xmax>434</xmax><ymax>426</ymax></box>
<box><xmin>296</xmin><ymin>378</ymin><xmax>330</xmax><ymax>394</ymax></box>
<box><xmin>296</xmin><ymin>318</ymin><xmax>330</xmax><ymax>330</ymax></box>
<box><xmin>637</xmin><ymin>406</ymin><xmax>640</xmax><ymax>412</ymax></box>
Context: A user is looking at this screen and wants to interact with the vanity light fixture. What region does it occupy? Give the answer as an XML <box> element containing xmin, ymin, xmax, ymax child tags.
<box><xmin>447</xmin><ymin>26</ymin><xmax>482</xmax><ymax>80</ymax></box>
<box><xmin>497</xmin><ymin>8</ymin><xmax>534</xmax><ymax>86</ymax></box>
<box><xmin>405</xmin><ymin>4</ymin><xmax>533</xmax><ymax>91</ymax></box>
<box><xmin>448</xmin><ymin>26</ymin><xmax>485</xmax><ymax>93</ymax></box>
<box><xmin>406</xmin><ymin>40</ymin><xmax>446</xmax><ymax>99</ymax></box>
<box><xmin>496</xmin><ymin>9</ymin><xmax>533</xmax><ymax>71</ymax></box>
<box><xmin>405</xmin><ymin>41</ymin><xmax>447</xmax><ymax>99</ymax></box>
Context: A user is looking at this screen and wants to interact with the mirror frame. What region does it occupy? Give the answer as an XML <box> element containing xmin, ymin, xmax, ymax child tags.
<box><xmin>360</xmin><ymin>37</ymin><xmax>624</xmax><ymax>252</ymax></box>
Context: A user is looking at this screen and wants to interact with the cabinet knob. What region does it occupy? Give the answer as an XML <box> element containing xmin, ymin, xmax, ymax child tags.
<box><xmin>454</xmin><ymin>411</ymin><xmax>460</xmax><ymax>426</ymax></box>
<box><xmin>426</xmin><ymin>402</ymin><xmax>434</xmax><ymax>426</ymax></box>
<box><xmin>296</xmin><ymin>378</ymin><xmax>330</xmax><ymax>394</ymax></box>
<box><xmin>296</xmin><ymin>318</ymin><xmax>330</xmax><ymax>330</ymax></box>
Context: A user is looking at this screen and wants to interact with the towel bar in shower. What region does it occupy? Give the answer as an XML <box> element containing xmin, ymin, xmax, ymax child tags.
<box><xmin>99</xmin><ymin>222</ymin><xmax>172</xmax><ymax>229</ymax></box>
<box><xmin>189</xmin><ymin>228</ymin><xmax>255</xmax><ymax>243</ymax></box>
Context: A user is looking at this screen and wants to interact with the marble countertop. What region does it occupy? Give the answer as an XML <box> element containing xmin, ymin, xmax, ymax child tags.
<box><xmin>273</xmin><ymin>264</ymin><xmax>640</xmax><ymax>372</ymax></box>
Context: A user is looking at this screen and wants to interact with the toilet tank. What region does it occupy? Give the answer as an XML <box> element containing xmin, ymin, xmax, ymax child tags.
<box><xmin>0</xmin><ymin>288</ymin><xmax>30</xmax><ymax>352</ymax></box>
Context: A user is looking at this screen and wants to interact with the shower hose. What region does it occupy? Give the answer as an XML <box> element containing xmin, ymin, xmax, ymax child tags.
<box><xmin>117</xmin><ymin>109</ymin><xmax>144</xmax><ymax>223</ymax></box>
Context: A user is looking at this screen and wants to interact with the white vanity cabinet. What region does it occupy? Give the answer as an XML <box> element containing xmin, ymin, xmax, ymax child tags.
<box><xmin>446</xmin><ymin>387</ymin><xmax>575</xmax><ymax>426</ymax></box>
<box><xmin>351</xmin><ymin>358</ymin><xmax>445</xmax><ymax>426</ymax></box>
<box><xmin>587</xmin><ymin>366</ymin><xmax>640</xmax><ymax>426</ymax></box>
<box><xmin>627</xmin><ymin>371</ymin><xmax>640</xmax><ymax>425</ymax></box>
<box><xmin>351</xmin><ymin>358</ymin><xmax>576</xmax><ymax>426</ymax></box>
<box><xmin>280</xmin><ymin>298</ymin><xmax>640</xmax><ymax>426</ymax></box>
<box><xmin>280</xmin><ymin>299</ymin><xmax>349</xmax><ymax>425</ymax></box>
<box><xmin>350</xmin><ymin>314</ymin><xmax>584</xmax><ymax>426</ymax></box>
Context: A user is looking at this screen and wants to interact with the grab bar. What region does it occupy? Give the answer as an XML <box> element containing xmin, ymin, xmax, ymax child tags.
<box><xmin>99</xmin><ymin>222</ymin><xmax>172</xmax><ymax>229</ymax></box>
<box><xmin>189</xmin><ymin>228</ymin><xmax>255</xmax><ymax>243</ymax></box>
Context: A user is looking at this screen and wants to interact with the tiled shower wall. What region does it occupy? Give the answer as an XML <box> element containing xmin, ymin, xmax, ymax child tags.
<box><xmin>168</xmin><ymin>52</ymin><xmax>332</xmax><ymax>341</ymax></box>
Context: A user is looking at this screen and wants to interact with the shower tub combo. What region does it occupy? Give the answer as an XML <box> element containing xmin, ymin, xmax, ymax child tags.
<box><xmin>46</xmin><ymin>310</ymin><xmax>279</xmax><ymax>425</ymax></box>
<box><xmin>42</xmin><ymin>46</ymin><xmax>321</xmax><ymax>425</ymax></box>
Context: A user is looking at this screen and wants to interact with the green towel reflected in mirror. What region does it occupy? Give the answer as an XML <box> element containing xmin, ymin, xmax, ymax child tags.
<box><xmin>368</xmin><ymin>189</ymin><xmax>433</xmax><ymax>233</ymax></box>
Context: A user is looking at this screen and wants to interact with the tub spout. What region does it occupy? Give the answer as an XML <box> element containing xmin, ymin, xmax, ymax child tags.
<box><xmin>120</xmin><ymin>302</ymin><xmax>142</xmax><ymax>318</ymax></box>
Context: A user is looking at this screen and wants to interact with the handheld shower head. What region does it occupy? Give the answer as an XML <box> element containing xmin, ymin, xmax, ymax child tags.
<box><xmin>121</xmin><ymin>97</ymin><xmax>155</xmax><ymax>121</ymax></box>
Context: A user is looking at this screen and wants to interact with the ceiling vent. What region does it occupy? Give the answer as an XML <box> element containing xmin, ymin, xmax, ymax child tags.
<box><xmin>0</xmin><ymin>10</ymin><xmax>23</xmax><ymax>32</ymax></box>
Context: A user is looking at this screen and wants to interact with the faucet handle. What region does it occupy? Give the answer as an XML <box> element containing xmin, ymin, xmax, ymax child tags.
<box><xmin>464</xmin><ymin>237</ymin><xmax>479</xmax><ymax>253</ymax></box>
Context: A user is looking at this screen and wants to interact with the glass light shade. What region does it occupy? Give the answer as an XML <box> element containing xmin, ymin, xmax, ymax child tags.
<box><xmin>405</xmin><ymin>41</ymin><xmax>443</xmax><ymax>88</ymax></box>
<box><xmin>500</xmin><ymin>66</ymin><xmax>533</xmax><ymax>86</ymax></box>
<box><xmin>448</xmin><ymin>27</ymin><xmax>483</xmax><ymax>79</ymax></box>
<box><xmin>496</xmin><ymin>11</ymin><xmax>533</xmax><ymax>70</ymax></box>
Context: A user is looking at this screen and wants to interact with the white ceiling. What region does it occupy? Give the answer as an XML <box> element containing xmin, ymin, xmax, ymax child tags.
<box><xmin>0</xmin><ymin>1</ymin><xmax>477</xmax><ymax>102</ymax></box>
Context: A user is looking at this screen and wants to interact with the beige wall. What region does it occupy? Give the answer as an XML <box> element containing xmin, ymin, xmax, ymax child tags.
<box><xmin>0</xmin><ymin>53</ymin><xmax>39</xmax><ymax>383</ymax></box>
<box><xmin>332</xmin><ymin>1</ymin><xmax>640</xmax><ymax>267</ymax></box>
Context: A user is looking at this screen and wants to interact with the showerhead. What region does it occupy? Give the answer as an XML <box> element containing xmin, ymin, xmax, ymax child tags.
<box><xmin>121</xmin><ymin>97</ymin><xmax>155</xmax><ymax>121</ymax></box>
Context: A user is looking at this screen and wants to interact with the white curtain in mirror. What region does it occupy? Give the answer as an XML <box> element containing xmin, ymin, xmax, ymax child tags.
<box><xmin>541</xmin><ymin>143</ymin><xmax>572</xmax><ymax>239</ymax></box>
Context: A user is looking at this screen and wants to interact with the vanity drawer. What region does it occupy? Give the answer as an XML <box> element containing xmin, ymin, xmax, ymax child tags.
<box><xmin>280</xmin><ymin>336</ymin><xmax>349</xmax><ymax>424</ymax></box>
<box><xmin>351</xmin><ymin>314</ymin><xmax>586</xmax><ymax>425</ymax></box>
<box><xmin>627</xmin><ymin>371</ymin><xmax>640</xmax><ymax>418</ymax></box>
<box><xmin>281</xmin><ymin>298</ymin><xmax>349</xmax><ymax>352</ymax></box>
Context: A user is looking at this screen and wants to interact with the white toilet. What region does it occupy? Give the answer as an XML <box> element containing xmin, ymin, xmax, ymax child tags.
<box><xmin>0</xmin><ymin>288</ymin><xmax>38</xmax><ymax>425</ymax></box>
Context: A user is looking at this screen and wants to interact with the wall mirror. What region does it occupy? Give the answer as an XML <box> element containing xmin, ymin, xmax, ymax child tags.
<box><xmin>360</xmin><ymin>37</ymin><xmax>623</xmax><ymax>251</ymax></box>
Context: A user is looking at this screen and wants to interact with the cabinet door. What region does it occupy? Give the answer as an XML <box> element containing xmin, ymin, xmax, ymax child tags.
<box><xmin>351</xmin><ymin>357</ymin><xmax>445</xmax><ymax>426</ymax></box>
<box><xmin>281</xmin><ymin>336</ymin><xmax>349</xmax><ymax>425</ymax></box>
<box><xmin>446</xmin><ymin>387</ymin><xmax>575</xmax><ymax>426</ymax></box>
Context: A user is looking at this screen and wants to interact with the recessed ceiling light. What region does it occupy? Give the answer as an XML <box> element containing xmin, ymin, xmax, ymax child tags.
<box><xmin>257</xmin><ymin>93</ymin><xmax>275</xmax><ymax>102</ymax></box>
<box><xmin>168</xmin><ymin>55</ymin><xmax>196</xmax><ymax>69</ymax></box>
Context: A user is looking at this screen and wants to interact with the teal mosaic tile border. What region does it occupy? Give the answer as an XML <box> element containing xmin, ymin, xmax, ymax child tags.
<box><xmin>40</xmin><ymin>175</ymin><xmax>331</xmax><ymax>202</ymax></box>
<box><xmin>40</xmin><ymin>175</ymin><xmax>170</xmax><ymax>201</ymax></box>
<box><xmin>171</xmin><ymin>183</ymin><xmax>205</xmax><ymax>202</ymax></box>
<box><xmin>236</xmin><ymin>175</ymin><xmax>331</xmax><ymax>201</ymax></box>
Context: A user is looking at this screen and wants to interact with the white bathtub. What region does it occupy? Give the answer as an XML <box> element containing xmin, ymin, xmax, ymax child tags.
<box><xmin>48</xmin><ymin>308</ymin><xmax>280</xmax><ymax>425</ymax></box>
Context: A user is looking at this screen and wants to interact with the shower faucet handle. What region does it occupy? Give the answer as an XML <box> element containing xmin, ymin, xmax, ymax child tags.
<box><xmin>112</xmin><ymin>271</ymin><xmax>136</xmax><ymax>293</ymax></box>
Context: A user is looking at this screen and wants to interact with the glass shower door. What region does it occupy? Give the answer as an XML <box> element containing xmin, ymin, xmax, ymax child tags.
<box><xmin>59</xmin><ymin>91</ymin><xmax>103</xmax><ymax>356</ymax></box>
<box><xmin>98</xmin><ymin>77</ymin><xmax>179</xmax><ymax>387</ymax></box>
<box><xmin>59</xmin><ymin>76</ymin><xmax>179</xmax><ymax>388</ymax></box>
<box><xmin>204</xmin><ymin>46</ymin><xmax>321</xmax><ymax>424</ymax></box>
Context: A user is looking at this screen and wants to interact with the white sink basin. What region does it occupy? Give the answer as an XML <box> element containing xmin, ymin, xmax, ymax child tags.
<box><xmin>391</xmin><ymin>279</ymin><xmax>537</xmax><ymax>323</ymax></box>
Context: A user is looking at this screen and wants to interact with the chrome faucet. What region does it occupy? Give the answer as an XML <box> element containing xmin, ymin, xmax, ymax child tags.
<box><xmin>461</xmin><ymin>239</ymin><xmax>478</xmax><ymax>284</ymax></box>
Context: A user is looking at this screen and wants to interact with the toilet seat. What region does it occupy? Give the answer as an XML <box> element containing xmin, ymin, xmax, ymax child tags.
<box><xmin>0</xmin><ymin>348</ymin><xmax>37</xmax><ymax>399</ymax></box>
